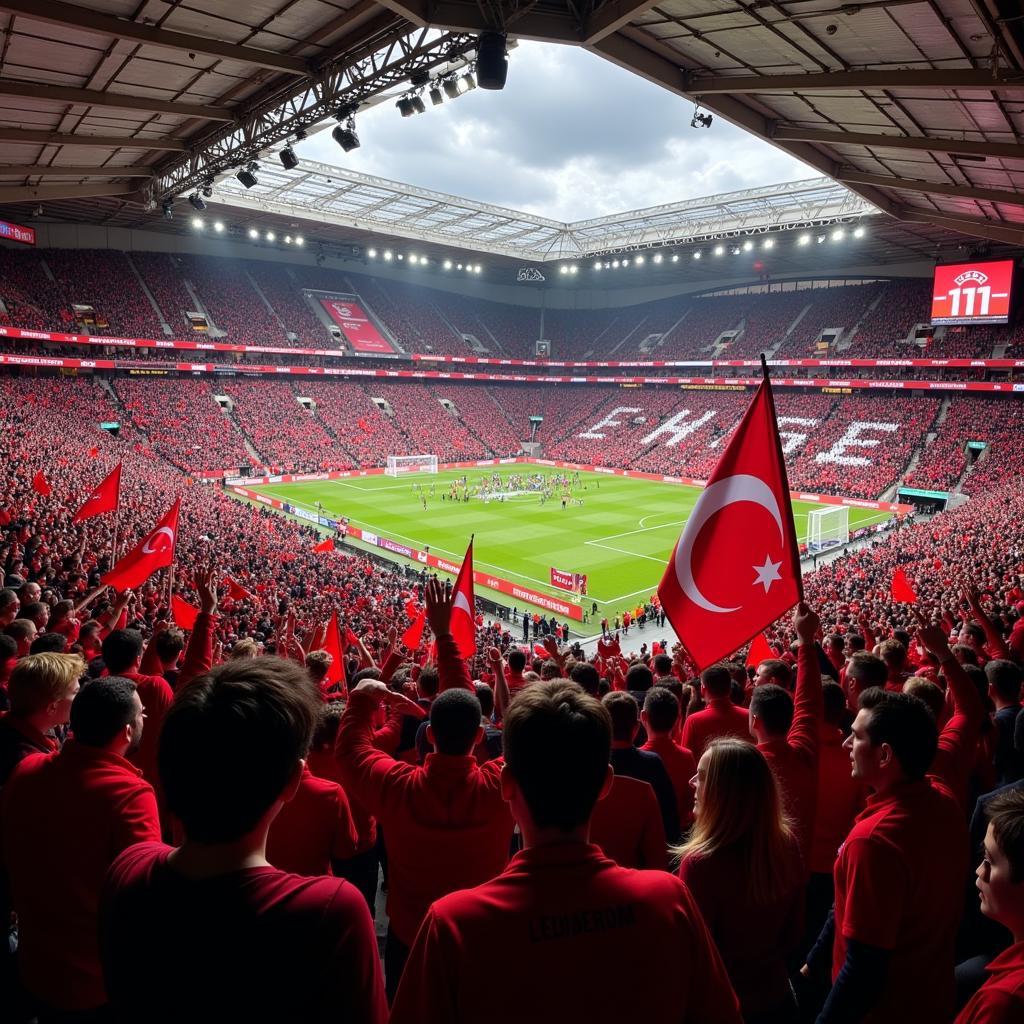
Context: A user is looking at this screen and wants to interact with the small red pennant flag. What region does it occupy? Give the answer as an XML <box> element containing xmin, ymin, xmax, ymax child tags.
<box><xmin>891</xmin><ymin>568</ymin><xmax>918</xmax><ymax>604</ymax></box>
<box><xmin>171</xmin><ymin>594</ymin><xmax>200</xmax><ymax>630</ymax></box>
<box><xmin>72</xmin><ymin>463</ymin><xmax>121</xmax><ymax>524</ymax></box>
<box><xmin>746</xmin><ymin>632</ymin><xmax>777</xmax><ymax>668</ymax></box>
<box><xmin>322</xmin><ymin>610</ymin><xmax>345</xmax><ymax>688</ymax></box>
<box><xmin>344</xmin><ymin>625</ymin><xmax>359</xmax><ymax>648</ymax></box>
<box><xmin>225</xmin><ymin>576</ymin><xmax>253</xmax><ymax>601</ymax></box>
<box><xmin>402</xmin><ymin>609</ymin><xmax>426</xmax><ymax>650</ymax></box>
<box><xmin>101</xmin><ymin>498</ymin><xmax>181</xmax><ymax>593</ymax></box>
<box><xmin>313</xmin><ymin>537</ymin><xmax>333</xmax><ymax>553</ymax></box>
<box><xmin>32</xmin><ymin>470</ymin><xmax>51</xmax><ymax>496</ymax></box>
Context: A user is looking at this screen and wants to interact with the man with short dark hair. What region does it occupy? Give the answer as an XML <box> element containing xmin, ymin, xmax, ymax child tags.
<box><xmin>956</xmin><ymin>789</ymin><xmax>1024</xmax><ymax>1023</ymax></box>
<box><xmin>0</xmin><ymin>589</ymin><xmax>18</xmax><ymax>629</ymax></box>
<box><xmin>641</xmin><ymin>687</ymin><xmax>696</xmax><ymax>829</ymax></box>
<box><xmin>3</xmin><ymin>676</ymin><xmax>159</xmax><ymax>1018</ymax></box>
<box><xmin>680</xmin><ymin>663</ymin><xmax>751</xmax><ymax>758</ymax></box>
<box><xmin>100</xmin><ymin>656</ymin><xmax>386</xmax><ymax>1023</ymax></box>
<box><xmin>754</xmin><ymin>657</ymin><xmax>793</xmax><ymax>691</ymax></box>
<box><xmin>335</xmin><ymin>580</ymin><xmax>514</xmax><ymax>999</ymax></box>
<box><xmin>844</xmin><ymin>651</ymin><xmax>887</xmax><ymax>710</ymax></box>
<box><xmin>390</xmin><ymin>680</ymin><xmax>741</xmax><ymax>1024</ymax></box>
<box><xmin>5</xmin><ymin>618</ymin><xmax>37</xmax><ymax>658</ymax></box>
<box><xmin>987</xmin><ymin>660</ymin><xmax>1023</xmax><ymax>785</ymax></box>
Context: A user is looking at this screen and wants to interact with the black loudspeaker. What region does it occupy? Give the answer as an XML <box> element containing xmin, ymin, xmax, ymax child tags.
<box><xmin>476</xmin><ymin>32</ymin><xmax>508</xmax><ymax>90</ymax></box>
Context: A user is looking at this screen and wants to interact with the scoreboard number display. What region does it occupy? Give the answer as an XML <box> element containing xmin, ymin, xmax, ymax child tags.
<box><xmin>931</xmin><ymin>259</ymin><xmax>1014</xmax><ymax>326</ymax></box>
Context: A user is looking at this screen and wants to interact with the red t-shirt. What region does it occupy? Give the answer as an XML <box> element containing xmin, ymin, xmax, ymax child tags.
<box><xmin>955</xmin><ymin>940</ymin><xmax>1024</xmax><ymax>1023</ymax></box>
<box><xmin>590</xmin><ymin>775</ymin><xmax>668</xmax><ymax>870</ymax></box>
<box><xmin>832</xmin><ymin>777</ymin><xmax>968</xmax><ymax>1023</ymax></box>
<box><xmin>1</xmin><ymin>742</ymin><xmax>161</xmax><ymax>1010</ymax></box>
<box><xmin>810</xmin><ymin>723</ymin><xmax>866</xmax><ymax>875</ymax></box>
<box><xmin>307</xmin><ymin>748</ymin><xmax>376</xmax><ymax>853</ymax></box>
<box><xmin>390</xmin><ymin>842</ymin><xmax>742</xmax><ymax>1024</ymax></box>
<box><xmin>266</xmin><ymin>764</ymin><xmax>359</xmax><ymax>876</ymax></box>
<box><xmin>641</xmin><ymin>734</ymin><xmax>697</xmax><ymax>827</ymax></box>
<box><xmin>122</xmin><ymin>669</ymin><xmax>174</xmax><ymax>790</ymax></box>
<box><xmin>680</xmin><ymin>697</ymin><xmax>750</xmax><ymax>759</ymax></box>
<box><xmin>100</xmin><ymin>842</ymin><xmax>387</xmax><ymax>1023</ymax></box>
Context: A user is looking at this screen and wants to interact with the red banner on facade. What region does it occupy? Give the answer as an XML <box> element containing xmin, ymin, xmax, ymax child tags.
<box><xmin>0</xmin><ymin>219</ymin><xmax>35</xmax><ymax>245</ymax></box>
<box><xmin>319</xmin><ymin>298</ymin><xmax>395</xmax><ymax>353</ymax></box>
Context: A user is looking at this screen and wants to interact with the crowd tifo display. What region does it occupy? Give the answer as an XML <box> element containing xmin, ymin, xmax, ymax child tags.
<box><xmin>2</xmin><ymin>248</ymin><xmax>1023</xmax><ymax>361</ymax></box>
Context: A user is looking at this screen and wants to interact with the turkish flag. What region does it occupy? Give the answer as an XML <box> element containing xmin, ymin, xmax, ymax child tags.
<box><xmin>101</xmin><ymin>498</ymin><xmax>181</xmax><ymax>593</ymax></box>
<box><xmin>891</xmin><ymin>568</ymin><xmax>918</xmax><ymax>604</ymax></box>
<box><xmin>322</xmin><ymin>610</ymin><xmax>345</xmax><ymax>688</ymax></box>
<box><xmin>746</xmin><ymin>632</ymin><xmax>777</xmax><ymax>668</ymax></box>
<box><xmin>171</xmin><ymin>594</ymin><xmax>200</xmax><ymax>630</ymax></box>
<box><xmin>402</xmin><ymin>609</ymin><xmax>426</xmax><ymax>650</ymax></box>
<box><xmin>72</xmin><ymin>463</ymin><xmax>121</xmax><ymax>523</ymax></box>
<box><xmin>313</xmin><ymin>537</ymin><xmax>333</xmax><ymax>553</ymax></box>
<box><xmin>657</xmin><ymin>376</ymin><xmax>801</xmax><ymax>670</ymax></box>
<box><xmin>225</xmin><ymin>576</ymin><xmax>253</xmax><ymax>602</ymax></box>
<box><xmin>450</xmin><ymin>538</ymin><xmax>476</xmax><ymax>659</ymax></box>
<box><xmin>32</xmin><ymin>471</ymin><xmax>51</xmax><ymax>496</ymax></box>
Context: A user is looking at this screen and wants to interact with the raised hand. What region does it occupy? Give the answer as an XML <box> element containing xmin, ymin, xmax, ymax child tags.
<box><xmin>424</xmin><ymin>577</ymin><xmax>453</xmax><ymax>637</ymax></box>
<box><xmin>194</xmin><ymin>565</ymin><xmax>219</xmax><ymax>615</ymax></box>
<box><xmin>793</xmin><ymin>601</ymin><xmax>821</xmax><ymax>644</ymax></box>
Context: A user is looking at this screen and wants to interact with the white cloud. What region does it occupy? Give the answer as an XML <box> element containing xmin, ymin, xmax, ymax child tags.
<box><xmin>295</xmin><ymin>40</ymin><xmax>815</xmax><ymax>221</ymax></box>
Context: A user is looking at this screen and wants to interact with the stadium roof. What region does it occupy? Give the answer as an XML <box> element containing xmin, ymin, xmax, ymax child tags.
<box><xmin>0</xmin><ymin>0</ymin><xmax>1021</xmax><ymax>251</ymax></box>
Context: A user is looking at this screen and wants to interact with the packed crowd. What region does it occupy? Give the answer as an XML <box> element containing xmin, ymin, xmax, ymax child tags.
<box><xmin>2</xmin><ymin>366</ymin><xmax>1024</xmax><ymax>1022</ymax></box>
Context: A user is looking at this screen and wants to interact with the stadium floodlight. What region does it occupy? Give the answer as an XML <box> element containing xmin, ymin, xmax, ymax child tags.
<box><xmin>672</xmin><ymin>254</ymin><xmax>679</xmax><ymax>262</ymax></box>
<box><xmin>798</xmin><ymin>234</ymin><xmax>811</xmax><ymax>245</ymax></box>
<box><xmin>832</xmin><ymin>228</ymin><xmax>845</xmax><ymax>241</ymax></box>
<box><xmin>457</xmin><ymin>263</ymin><xmax>463</xmax><ymax>269</ymax></box>
<box><xmin>188</xmin><ymin>192</ymin><xmax>206</xmax><ymax>211</ymax></box>
<box><xmin>460</xmin><ymin>72</ymin><xmax>476</xmax><ymax>92</ymax></box>
<box><xmin>612</xmin><ymin>259</ymin><xmax>620</xmax><ymax>268</ymax></box>
<box><xmin>248</xmin><ymin>228</ymin><xmax>259</xmax><ymax>239</ymax></box>
<box><xmin>691</xmin><ymin>111</ymin><xmax>713</xmax><ymax>128</ymax></box>
<box><xmin>714</xmin><ymin>244</ymin><xmax>724</xmax><ymax>255</ymax></box>
<box><xmin>569</xmin><ymin>265</ymin><xmax>577</xmax><ymax>275</ymax></box>
<box><xmin>743</xmin><ymin>240</ymin><xmax>754</xmax><ymax>251</ymax></box>
<box><xmin>236</xmin><ymin>165</ymin><xmax>258</xmax><ymax>189</ymax></box>
<box><xmin>443</xmin><ymin>259</ymin><xmax>452</xmax><ymax>269</ymax></box>
<box><xmin>191</xmin><ymin>216</ymin><xmax>203</xmax><ymax>229</ymax></box>
<box><xmin>853</xmin><ymin>226</ymin><xmax>865</xmax><ymax>238</ymax></box>
<box><xmin>731</xmin><ymin>246</ymin><xmax>741</xmax><ymax>255</ymax></box>
<box><xmin>383</xmin><ymin>250</ymin><xmax>393</xmax><ymax>260</ymax></box>
<box><xmin>397</xmin><ymin>253</ymin><xmax>404</xmax><ymax>260</ymax></box>
<box><xmin>622</xmin><ymin>258</ymin><xmax>630</xmax><ymax>266</ymax></box>
<box><xmin>693</xmin><ymin>251</ymin><xmax>701</xmax><ymax>259</ymax></box>
<box><xmin>652</xmin><ymin>253</ymin><xmax>662</xmax><ymax>264</ymax></box>
<box><xmin>409</xmin><ymin>254</ymin><xmax>419</xmax><ymax>265</ymax></box>
<box><xmin>213</xmin><ymin>221</ymin><xmax>224</xmax><ymax>232</ymax></box>
<box><xmin>161</xmin><ymin>199</ymin><xmax>173</xmax><ymax>220</ymax></box>
<box><xmin>594</xmin><ymin>260</ymin><xmax>602</xmax><ymax>270</ymax></box>
<box><xmin>284</xmin><ymin>235</ymin><xmax>293</xmax><ymax>244</ymax></box>
<box><xmin>332</xmin><ymin>121</ymin><xmax>360</xmax><ymax>152</ymax></box>
<box><xmin>266</xmin><ymin>231</ymin><xmax>276</xmax><ymax>241</ymax></box>
<box><xmin>817</xmin><ymin>234</ymin><xmax>826</xmax><ymax>244</ymax></box>
<box><xmin>635</xmin><ymin>254</ymin><xmax>645</xmax><ymax>265</ymax></box>
<box><xmin>411</xmin><ymin>95</ymin><xmax>426</xmax><ymax>114</ymax></box>
<box><xmin>396</xmin><ymin>97</ymin><xmax>414</xmax><ymax>117</ymax></box>
<box><xmin>443</xmin><ymin>77</ymin><xmax>460</xmax><ymax>100</ymax></box>
<box><xmin>474</xmin><ymin>265</ymin><xmax>482</xmax><ymax>274</ymax></box>
<box><xmin>279</xmin><ymin>146</ymin><xmax>299</xmax><ymax>170</ymax></box>
<box><xmin>559</xmin><ymin>265</ymin><xmax>568</xmax><ymax>275</ymax></box>
<box><xmin>429</xmin><ymin>86</ymin><xmax>444</xmax><ymax>106</ymax></box>
<box><xmin>202</xmin><ymin>184</ymin><xmax>213</xmax><ymax>198</ymax></box>
<box><xmin>368</xmin><ymin>248</ymin><xmax>377</xmax><ymax>258</ymax></box>
<box><xmin>476</xmin><ymin>32</ymin><xmax>509</xmax><ymax>90</ymax></box>
<box><xmin>763</xmin><ymin>238</ymin><xmax>775</xmax><ymax>249</ymax></box>
<box><xmin>295</xmin><ymin>236</ymin><xmax>304</xmax><ymax>246</ymax></box>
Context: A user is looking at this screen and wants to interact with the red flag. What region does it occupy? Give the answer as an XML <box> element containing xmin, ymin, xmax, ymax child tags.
<box><xmin>450</xmin><ymin>538</ymin><xmax>476</xmax><ymax>659</ymax></box>
<box><xmin>313</xmin><ymin>537</ymin><xmax>333</xmax><ymax>553</ymax></box>
<box><xmin>101</xmin><ymin>498</ymin><xmax>181</xmax><ymax>593</ymax></box>
<box><xmin>88</xmin><ymin>446</ymin><xmax>99</xmax><ymax>458</ymax></box>
<box><xmin>225</xmin><ymin>576</ymin><xmax>253</xmax><ymax>601</ymax></box>
<box><xmin>746</xmin><ymin>632</ymin><xmax>777</xmax><ymax>668</ymax></box>
<box><xmin>72</xmin><ymin>463</ymin><xmax>121</xmax><ymax>524</ymax></box>
<box><xmin>404</xmin><ymin>599</ymin><xmax>420</xmax><ymax>620</ymax></box>
<box><xmin>891</xmin><ymin>568</ymin><xmax>918</xmax><ymax>604</ymax></box>
<box><xmin>32</xmin><ymin>471</ymin><xmax>51</xmax><ymax>496</ymax></box>
<box><xmin>657</xmin><ymin>376</ymin><xmax>801</xmax><ymax>670</ymax></box>
<box><xmin>171</xmin><ymin>594</ymin><xmax>200</xmax><ymax>630</ymax></box>
<box><xmin>322</xmin><ymin>610</ymin><xmax>345</xmax><ymax>688</ymax></box>
<box><xmin>344</xmin><ymin>625</ymin><xmax>359</xmax><ymax>648</ymax></box>
<box><xmin>402</xmin><ymin>610</ymin><xmax>426</xmax><ymax>650</ymax></box>
<box><xmin>533</xmin><ymin>644</ymin><xmax>549</xmax><ymax>659</ymax></box>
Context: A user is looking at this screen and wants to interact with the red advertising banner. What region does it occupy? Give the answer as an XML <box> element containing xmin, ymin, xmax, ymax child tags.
<box><xmin>550</xmin><ymin>567</ymin><xmax>587</xmax><ymax>593</ymax></box>
<box><xmin>931</xmin><ymin>260</ymin><xmax>1014</xmax><ymax>325</ymax></box>
<box><xmin>0</xmin><ymin>219</ymin><xmax>35</xmax><ymax>245</ymax></box>
<box><xmin>319</xmin><ymin>299</ymin><xmax>395</xmax><ymax>353</ymax></box>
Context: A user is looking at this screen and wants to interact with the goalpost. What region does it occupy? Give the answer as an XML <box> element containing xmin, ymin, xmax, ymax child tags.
<box><xmin>806</xmin><ymin>505</ymin><xmax>850</xmax><ymax>553</ymax></box>
<box><xmin>385</xmin><ymin>454</ymin><xmax>439</xmax><ymax>476</ymax></box>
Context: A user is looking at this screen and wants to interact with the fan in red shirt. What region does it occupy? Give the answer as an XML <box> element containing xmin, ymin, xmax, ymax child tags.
<box><xmin>802</xmin><ymin>613</ymin><xmax>986</xmax><ymax>1023</ymax></box>
<box><xmin>100</xmin><ymin>655</ymin><xmax>386</xmax><ymax>1024</ymax></box>
<box><xmin>957</xmin><ymin>788</ymin><xmax>1024</xmax><ymax>1023</ymax></box>
<box><xmin>680</xmin><ymin>663</ymin><xmax>751</xmax><ymax>758</ymax></box>
<box><xmin>335</xmin><ymin>579</ymin><xmax>515</xmax><ymax>1000</ymax></box>
<box><xmin>2</xmin><ymin>676</ymin><xmax>159</xmax><ymax>1017</ymax></box>
<box><xmin>641</xmin><ymin>687</ymin><xmax>697</xmax><ymax>829</ymax></box>
<box><xmin>390</xmin><ymin>679</ymin><xmax>742</xmax><ymax>1024</ymax></box>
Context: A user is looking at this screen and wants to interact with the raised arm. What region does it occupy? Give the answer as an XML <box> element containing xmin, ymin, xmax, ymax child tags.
<box><xmin>424</xmin><ymin>578</ymin><xmax>472</xmax><ymax>693</ymax></box>
<box><xmin>964</xmin><ymin>585</ymin><xmax>1011</xmax><ymax>662</ymax></box>
<box><xmin>789</xmin><ymin>602</ymin><xmax>824</xmax><ymax>761</ymax></box>
<box><xmin>178</xmin><ymin>566</ymin><xmax>218</xmax><ymax>688</ymax></box>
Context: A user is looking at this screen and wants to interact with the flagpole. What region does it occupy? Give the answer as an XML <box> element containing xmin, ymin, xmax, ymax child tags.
<box><xmin>111</xmin><ymin>506</ymin><xmax>120</xmax><ymax>564</ymax></box>
<box><xmin>760</xmin><ymin>353</ymin><xmax>805</xmax><ymax>601</ymax></box>
<box><xmin>166</xmin><ymin>562</ymin><xmax>175</xmax><ymax>613</ymax></box>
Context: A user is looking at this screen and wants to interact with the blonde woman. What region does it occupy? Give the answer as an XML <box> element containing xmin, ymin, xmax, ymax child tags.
<box><xmin>677</xmin><ymin>738</ymin><xmax>804</xmax><ymax>1024</ymax></box>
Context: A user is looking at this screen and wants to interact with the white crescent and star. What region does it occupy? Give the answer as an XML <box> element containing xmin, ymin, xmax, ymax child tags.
<box><xmin>673</xmin><ymin>473</ymin><xmax>786</xmax><ymax>615</ymax></box>
<box><xmin>142</xmin><ymin>525</ymin><xmax>175</xmax><ymax>555</ymax></box>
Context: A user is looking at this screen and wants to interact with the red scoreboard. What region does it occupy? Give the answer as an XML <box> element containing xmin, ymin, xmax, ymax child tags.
<box><xmin>931</xmin><ymin>259</ymin><xmax>1015</xmax><ymax>326</ymax></box>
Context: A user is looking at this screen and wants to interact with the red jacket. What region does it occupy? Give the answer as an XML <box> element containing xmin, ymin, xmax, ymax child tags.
<box><xmin>680</xmin><ymin>697</ymin><xmax>751</xmax><ymax>758</ymax></box>
<box><xmin>758</xmin><ymin>644</ymin><xmax>822</xmax><ymax>866</ymax></box>
<box><xmin>810</xmin><ymin>722</ymin><xmax>866</xmax><ymax>875</ymax></box>
<box><xmin>590</xmin><ymin>775</ymin><xmax>668</xmax><ymax>870</ymax></box>
<box><xmin>642</xmin><ymin>733</ymin><xmax>697</xmax><ymax>827</ymax></box>
<box><xmin>1</xmin><ymin>742</ymin><xmax>161</xmax><ymax>1010</ymax></box>
<box><xmin>334</xmin><ymin>635</ymin><xmax>513</xmax><ymax>944</ymax></box>
<box><xmin>390</xmin><ymin>842</ymin><xmax>741</xmax><ymax>1024</ymax></box>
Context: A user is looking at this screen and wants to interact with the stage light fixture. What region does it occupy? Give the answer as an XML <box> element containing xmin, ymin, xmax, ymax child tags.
<box><xmin>798</xmin><ymin>234</ymin><xmax>811</xmax><ymax>246</ymax></box>
<box><xmin>476</xmin><ymin>32</ymin><xmax>508</xmax><ymax>90</ymax></box>
<box><xmin>743</xmin><ymin>240</ymin><xmax>754</xmax><ymax>251</ymax></box>
<box><xmin>622</xmin><ymin>258</ymin><xmax>630</xmax><ymax>267</ymax></box>
<box><xmin>693</xmin><ymin>251</ymin><xmax>701</xmax><ymax>259</ymax></box>
<box><xmin>832</xmin><ymin>228</ymin><xmax>845</xmax><ymax>241</ymax></box>
<box><xmin>457</xmin><ymin>263</ymin><xmax>463</xmax><ymax>270</ymax></box>
<box><xmin>817</xmin><ymin>234</ymin><xmax>826</xmax><ymax>244</ymax></box>
<box><xmin>279</xmin><ymin>146</ymin><xmax>299</xmax><ymax>170</ymax></box>
<box><xmin>594</xmin><ymin>261</ymin><xmax>602</xmax><ymax>270</ymax></box>
<box><xmin>188</xmin><ymin>193</ymin><xmax>206</xmax><ymax>211</ymax></box>
<box><xmin>653</xmin><ymin>253</ymin><xmax>663</xmax><ymax>264</ymax></box>
<box><xmin>569</xmin><ymin>265</ymin><xmax>578</xmax><ymax>275</ymax></box>
<box><xmin>409</xmin><ymin>255</ymin><xmax>419</xmax><ymax>265</ymax></box>
<box><xmin>635</xmin><ymin>254</ymin><xmax>645</xmax><ymax>265</ymax></box>
<box><xmin>161</xmin><ymin>199</ymin><xmax>173</xmax><ymax>220</ymax></box>
<box><xmin>295</xmin><ymin>236</ymin><xmax>303</xmax><ymax>246</ymax></box>
<box><xmin>474</xmin><ymin>265</ymin><xmax>483</xmax><ymax>274</ymax></box>
<box><xmin>411</xmin><ymin>95</ymin><xmax>426</xmax><ymax>114</ymax></box>
<box><xmin>284</xmin><ymin>235</ymin><xmax>292</xmax><ymax>244</ymax></box>
<box><xmin>429</xmin><ymin>86</ymin><xmax>444</xmax><ymax>106</ymax></box>
<box><xmin>383</xmin><ymin>250</ymin><xmax>393</xmax><ymax>261</ymax></box>
<box><xmin>731</xmin><ymin>246</ymin><xmax>741</xmax><ymax>255</ymax></box>
<box><xmin>763</xmin><ymin>238</ymin><xmax>775</xmax><ymax>249</ymax></box>
<box><xmin>191</xmin><ymin>217</ymin><xmax>203</xmax><ymax>229</ymax></box>
<box><xmin>443</xmin><ymin>78</ymin><xmax>460</xmax><ymax>100</ymax></box>
<box><xmin>333</xmin><ymin>120</ymin><xmax>360</xmax><ymax>152</ymax></box>
<box><xmin>213</xmin><ymin>221</ymin><xmax>224</xmax><ymax>232</ymax></box>
<box><xmin>444</xmin><ymin>259</ymin><xmax>452</xmax><ymax>269</ymax></box>
<box><xmin>559</xmin><ymin>265</ymin><xmax>568</xmax><ymax>275</ymax></box>
<box><xmin>248</xmin><ymin>228</ymin><xmax>259</xmax><ymax>239</ymax></box>
<box><xmin>460</xmin><ymin>72</ymin><xmax>476</xmax><ymax>92</ymax></box>
<box><xmin>397</xmin><ymin>97</ymin><xmax>414</xmax><ymax>117</ymax></box>
<box><xmin>672</xmin><ymin>254</ymin><xmax>679</xmax><ymax>262</ymax></box>
<box><xmin>266</xmin><ymin>231</ymin><xmax>276</xmax><ymax>241</ymax></box>
<box><xmin>202</xmin><ymin>184</ymin><xmax>213</xmax><ymax>198</ymax></box>
<box><xmin>236</xmin><ymin>166</ymin><xmax>258</xmax><ymax>189</ymax></box>
<box><xmin>853</xmin><ymin>226</ymin><xmax>865</xmax><ymax>238</ymax></box>
<box><xmin>690</xmin><ymin>111</ymin><xmax>713</xmax><ymax>128</ymax></box>
<box><xmin>714</xmin><ymin>244</ymin><xmax>724</xmax><ymax>255</ymax></box>
<box><xmin>368</xmin><ymin>248</ymin><xmax>378</xmax><ymax>258</ymax></box>
<box><xmin>612</xmin><ymin>260</ymin><xmax>620</xmax><ymax>268</ymax></box>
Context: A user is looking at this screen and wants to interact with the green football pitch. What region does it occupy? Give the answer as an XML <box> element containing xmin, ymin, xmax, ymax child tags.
<box><xmin>250</xmin><ymin>467</ymin><xmax>893</xmax><ymax>627</ymax></box>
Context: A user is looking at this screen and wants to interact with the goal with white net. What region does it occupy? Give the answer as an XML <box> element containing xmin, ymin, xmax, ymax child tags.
<box><xmin>806</xmin><ymin>505</ymin><xmax>850</xmax><ymax>553</ymax></box>
<box><xmin>385</xmin><ymin>454</ymin><xmax>439</xmax><ymax>476</ymax></box>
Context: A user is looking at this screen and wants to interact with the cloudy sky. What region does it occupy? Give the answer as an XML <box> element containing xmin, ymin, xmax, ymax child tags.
<box><xmin>295</xmin><ymin>40</ymin><xmax>815</xmax><ymax>223</ymax></box>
